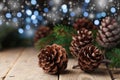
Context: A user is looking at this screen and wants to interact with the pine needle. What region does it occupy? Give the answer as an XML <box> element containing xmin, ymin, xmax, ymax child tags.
<box><xmin>35</xmin><ymin>24</ymin><xmax>76</xmax><ymax>57</ymax></box>
<box><xmin>106</xmin><ymin>48</ymin><xmax>120</xmax><ymax>68</ymax></box>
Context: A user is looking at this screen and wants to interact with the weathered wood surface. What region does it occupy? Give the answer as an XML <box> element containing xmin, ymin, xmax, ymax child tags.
<box><xmin>4</xmin><ymin>48</ymin><xmax>58</xmax><ymax>80</ymax></box>
<box><xmin>0</xmin><ymin>48</ymin><xmax>24</xmax><ymax>80</ymax></box>
<box><xmin>59</xmin><ymin>59</ymin><xmax>111</xmax><ymax>80</ymax></box>
<box><xmin>111</xmin><ymin>69</ymin><xmax>120</xmax><ymax>80</ymax></box>
<box><xmin>0</xmin><ymin>48</ymin><xmax>120</xmax><ymax>80</ymax></box>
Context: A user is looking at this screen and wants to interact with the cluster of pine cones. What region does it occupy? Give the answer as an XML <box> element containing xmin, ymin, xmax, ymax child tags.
<box><xmin>35</xmin><ymin>16</ymin><xmax>120</xmax><ymax>74</ymax></box>
<box><xmin>70</xmin><ymin>17</ymin><xmax>120</xmax><ymax>72</ymax></box>
<box><xmin>70</xmin><ymin>18</ymin><xmax>104</xmax><ymax>72</ymax></box>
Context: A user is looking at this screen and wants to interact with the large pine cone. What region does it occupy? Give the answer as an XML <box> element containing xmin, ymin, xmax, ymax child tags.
<box><xmin>78</xmin><ymin>44</ymin><xmax>104</xmax><ymax>72</ymax></box>
<box><xmin>34</xmin><ymin>26</ymin><xmax>51</xmax><ymax>43</ymax></box>
<box><xmin>38</xmin><ymin>44</ymin><xmax>68</xmax><ymax>74</ymax></box>
<box><xmin>73</xmin><ymin>18</ymin><xmax>97</xmax><ymax>30</ymax></box>
<box><xmin>70</xmin><ymin>28</ymin><xmax>93</xmax><ymax>58</ymax></box>
<box><xmin>96</xmin><ymin>17</ymin><xmax>120</xmax><ymax>48</ymax></box>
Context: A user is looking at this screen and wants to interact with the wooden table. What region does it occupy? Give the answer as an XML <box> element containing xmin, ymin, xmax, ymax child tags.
<box><xmin>0</xmin><ymin>48</ymin><xmax>120</xmax><ymax>80</ymax></box>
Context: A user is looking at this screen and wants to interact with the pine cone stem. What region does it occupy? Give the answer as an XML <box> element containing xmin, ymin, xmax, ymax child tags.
<box><xmin>72</xmin><ymin>65</ymin><xmax>80</xmax><ymax>69</ymax></box>
<box><xmin>104</xmin><ymin>50</ymin><xmax>114</xmax><ymax>80</ymax></box>
<box><xmin>106</xmin><ymin>62</ymin><xmax>115</xmax><ymax>80</ymax></box>
<box><xmin>101</xmin><ymin>59</ymin><xmax>112</xmax><ymax>64</ymax></box>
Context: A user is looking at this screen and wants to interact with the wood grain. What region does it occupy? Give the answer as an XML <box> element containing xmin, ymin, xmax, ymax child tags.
<box><xmin>59</xmin><ymin>59</ymin><xmax>111</xmax><ymax>80</ymax></box>
<box><xmin>0</xmin><ymin>48</ymin><xmax>24</xmax><ymax>80</ymax></box>
<box><xmin>1</xmin><ymin>48</ymin><xmax>120</xmax><ymax>80</ymax></box>
<box><xmin>4</xmin><ymin>48</ymin><xmax>58</xmax><ymax>80</ymax></box>
<box><xmin>111</xmin><ymin>68</ymin><xmax>120</xmax><ymax>80</ymax></box>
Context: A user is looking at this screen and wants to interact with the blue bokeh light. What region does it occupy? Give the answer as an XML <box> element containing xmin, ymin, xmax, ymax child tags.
<box><xmin>94</xmin><ymin>20</ymin><xmax>100</xmax><ymax>25</ymax></box>
<box><xmin>32</xmin><ymin>19</ymin><xmax>38</xmax><ymax>24</ymax></box>
<box><xmin>61</xmin><ymin>4</ymin><xmax>68</xmax><ymax>13</ymax></box>
<box><xmin>5</xmin><ymin>13</ymin><xmax>12</xmax><ymax>18</ymax></box>
<box><xmin>34</xmin><ymin>10</ymin><xmax>39</xmax><ymax>16</ymax></box>
<box><xmin>110</xmin><ymin>7</ymin><xmax>116</xmax><ymax>13</ymax></box>
<box><xmin>26</xmin><ymin>25</ymin><xmax>31</xmax><ymax>30</ymax></box>
<box><xmin>101</xmin><ymin>12</ymin><xmax>106</xmax><ymax>17</ymax></box>
<box><xmin>31</xmin><ymin>0</ymin><xmax>37</xmax><ymax>5</ymax></box>
<box><xmin>96</xmin><ymin>13</ymin><xmax>102</xmax><ymax>18</ymax></box>
<box><xmin>83</xmin><ymin>12</ymin><xmax>89</xmax><ymax>17</ymax></box>
<box><xmin>49</xmin><ymin>0</ymin><xmax>54</xmax><ymax>6</ymax></box>
<box><xmin>37</xmin><ymin>15</ymin><xmax>43</xmax><ymax>21</ymax></box>
<box><xmin>26</xmin><ymin>9</ymin><xmax>32</xmax><ymax>16</ymax></box>
<box><xmin>17</xmin><ymin>12</ymin><xmax>22</xmax><ymax>18</ymax></box>
<box><xmin>18</xmin><ymin>28</ymin><xmax>24</xmax><ymax>34</ymax></box>
<box><xmin>31</xmin><ymin>15</ymin><xmax>36</xmax><ymax>20</ymax></box>
<box><xmin>12</xmin><ymin>18</ymin><xmax>18</xmax><ymax>22</ymax></box>
<box><xmin>44</xmin><ymin>8</ymin><xmax>49</xmax><ymax>13</ymax></box>
<box><xmin>0</xmin><ymin>20</ymin><xmax>2</xmax><ymax>25</ymax></box>
<box><xmin>25</xmin><ymin>17</ymin><xmax>31</xmax><ymax>23</ymax></box>
<box><xmin>61</xmin><ymin>4</ymin><xmax>67</xmax><ymax>9</ymax></box>
<box><xmin>85</xmin><ymin>0</ymin><xmax>90</xmax><ymax>3</ymax></box>
<box><xmin>63</xmin><ymin>9</ymin><xmax>68</xmax><ymax>13</ymax></box>
<box><xmin>70</xmin><ymin>12</ymin><xmax>75</xmax><ymax>17</ymax></box>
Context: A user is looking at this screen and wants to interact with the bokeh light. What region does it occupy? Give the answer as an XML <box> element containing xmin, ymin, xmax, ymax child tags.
<box><xmin>37</xmin><ymin>15</ymin><xmax>43</xmax><ymax>21</ymax></box>
<box><xmin>26</xmin><ymin>9</ymin><xmax>32</xmax><ymax>16</ymax></box>
<box><xmin>32</xmin><ymin>19</ymin><xmax>38</xmax><ymax>24</ymax></box>
<box><xmin>34</xmin><ymin>10</ymin><xmax>39</xmax><ymax>16</ymax></box>
<box><xmin>26</xmin><ymin>25</ymin><xmax>31</xmax><ymax>30</ymax></box>
<box><xmin>70</xmin><ymin>12</ymin><xmax>76</xmax><ymax>17</ymax></box>
<box><xmin>101</xmin><ymin>12</ymin><xmax>106</xmax><ymax>17</ymax></box>
<box><xmin>44</xmin><ymin>8</ymin><xmax>49</xmax><ymax>13</ymax></box>
<box><xmin>94</xmin><ymin>20</ymin><xmax>100</xmax><ymax>25</ymax></box>
<box><xmin>110</xmin><ymin>7</ymin><xmax>116</xmax><ymax>13</ymax></box>
<box><xmin>83</xmin><ymin>12</ymin><xmax>89</xmax><ymax>17</ymax></box>
<box><xmin>17</xmin><ymin>12</ymin><xmax>22</xmax><ymax>18</ymax></box>
<box><xmin>85</xmin><ymin>0</ymin><xmax>90</xmax><ymax>3</ymax></box>
<box><xmin>31</xmin><ymin>0</ymin><xmax>37</xmax><ymax>5</ymax></box>
<box><xmin>18</xmin><ymin>28</ymin><xmax>24</xmax><ymax>34</ymax></box>
<box><xmin>26</xmin><ymin>17</ymin><xmax>31</xmax><ymax>23</ymax></box>
<box><xmin>31</xmin><ymin>15</ymin><xmax>36</xmax><ymax>20</ymax></box>
<box><xmin>0</xmin><ymin>20</ymin><xmax>2</xmax><ymax>25</ymax></box>
<box><xmin>5</xmin><ymin>13</ymin><xmax>12</xmax><ymax>18</ymax></box>
<box><xmin>12</xmin><ymin>18</ymin><xmax>18</xmax><ymax>23</ymax></box>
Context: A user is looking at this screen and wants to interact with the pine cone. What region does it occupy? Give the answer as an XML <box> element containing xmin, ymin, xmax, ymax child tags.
<box><xmin>96</xmin><ymin>17</ymin><xmax>120</xmax><ymax>48</ymax></box>
<box><xmin>38</xmin><ymin>44</ymin><xmax>68</xmax><ymax>74</ymax></box>
<box><xmin>70</xmin><ymin>28</ymin><xmax>93</xmax><ymax>58</ymax></box>
<box><xmin>73</xmin><ymin>18</ymin><xmax>97</xmax><ymax>30</ymax></box>
<box><xmin>34</xmin><ymin>26</ymin><xmax>51</xmax><ymax>43</ymax></box>
<box><xmin>78</xmin><ymin>45</ymin><xmax>104</xmax><ymax>72</ymax></box>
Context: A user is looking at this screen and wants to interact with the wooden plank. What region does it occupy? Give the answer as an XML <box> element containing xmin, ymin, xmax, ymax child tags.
<box><xmin>5</xmin><ymin>48</ymin><xmax>58</xmax><ymax>80</ymax></box>
<box><xmin>59</xmin><ymin>59</ymin><xmax>111</xmax><ymax>80</ymax></box>
<box><xmin>0</xmin><ymin>48</ymin><xmax>24</xmax><ymax>80</ymax></box>
<box><xmin>111</xmin><ymin>68</ymin><xmax>120</xmax><ymax>80</ymax></box>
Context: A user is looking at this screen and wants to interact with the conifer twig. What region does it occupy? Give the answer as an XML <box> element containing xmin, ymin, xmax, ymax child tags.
<box><xmin>72</xmin><ymin>65</ymin><xmax>80</xmax><ymax>69</ymax></box>
<box><xmin>104</xmin><ymin>50</ymin><xmax>115</xmax><ymax>80</ymax></box>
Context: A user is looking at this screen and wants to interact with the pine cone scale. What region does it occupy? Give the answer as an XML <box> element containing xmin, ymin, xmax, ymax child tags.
<box><xmin>38</xmin><ymin>44</ymin><xmax>68</xmax><ymax>74</ymax></box>
<box><xmin>78</xmin><ymin>45</ymin><xmax>104</xmax><ymax>72</ymax></box>
<box><xmin>97</xmin><ymin>17</ymin><xmax>120</xmax><ymax>48</ymax></box>
<box><xmin>70</xmin><ymin>28</ymin><xmax>93</xmax><ymax>58</ymax></box>
<box><xmin>34</xmin><ymin>26</ymin><xmax>51</xmax><ymax>43</ymax></box>
<box><xmin>73</xmin><ymin>18</ymin><xmax>97</xmax><ymax>30</ymax></box>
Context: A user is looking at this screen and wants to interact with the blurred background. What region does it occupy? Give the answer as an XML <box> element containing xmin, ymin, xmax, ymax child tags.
<box><xmin>0</xmin><ymin>0</ymin><xmax>120</xmax><ymax>50</ymax></box>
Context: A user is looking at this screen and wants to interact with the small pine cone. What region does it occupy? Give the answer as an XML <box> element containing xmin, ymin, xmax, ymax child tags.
<box><xmin>73</xmin><ymin>18</ymin><xmax>97</xmax><ymax>30</ymax></box>
<box><xmin>78</xmin><ymin>45</ymin><xmax>104</xmax><ymax>72</ymax></box>
<box><xmin>34</xmin><ymin>26</ymin><xmax>51</xmax><ymax>43</ymax></box>
<box><xmin>96</xmin><ymin>17</ymin><xmax>120</xmax><ymax>48</ymax></box>
<box><xmin>38</xmin><ymin>44</ymin><xmax>68</xmax><ymax>74</ymax></box>
<box><xmin>70</xmin><ymin>28</ymin><xmax>93</xmax><ymax>58</ymax></box>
